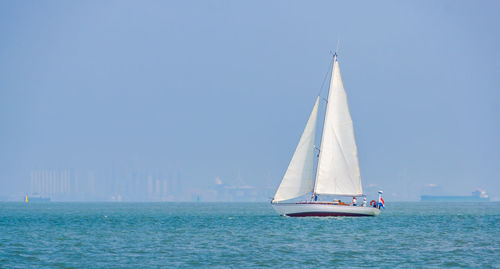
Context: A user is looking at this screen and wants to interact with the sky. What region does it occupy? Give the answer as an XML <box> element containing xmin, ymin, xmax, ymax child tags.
<box><xmin>1</xmin><ymin>0</ymin><xmax>499</xmax><ymax>201</ymax></box>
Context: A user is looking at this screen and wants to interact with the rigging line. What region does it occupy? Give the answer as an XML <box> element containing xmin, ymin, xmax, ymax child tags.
<box><xmin>316</xmin><ymin>55</ymin><xmax>334</xmax><ymax>98</ymax></box>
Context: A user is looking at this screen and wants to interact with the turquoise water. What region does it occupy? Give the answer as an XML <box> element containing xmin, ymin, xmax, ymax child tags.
<box><xmin>0</xmin><ymin>202</ymin><xmax>499</xmax><ymax>268</ymax></box>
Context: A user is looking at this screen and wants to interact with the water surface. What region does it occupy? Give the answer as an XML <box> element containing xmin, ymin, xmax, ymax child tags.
<box><xmin>0</xmin><ymin>202</ymin><xmax>498</xmax><ymax>268</ymax></box>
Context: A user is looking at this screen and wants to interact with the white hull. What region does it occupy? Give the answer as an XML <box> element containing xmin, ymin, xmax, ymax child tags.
<box><xmin>271</xmin><ymin>202</ymin><xmax>380</xmax><ymax>217</ymax></box>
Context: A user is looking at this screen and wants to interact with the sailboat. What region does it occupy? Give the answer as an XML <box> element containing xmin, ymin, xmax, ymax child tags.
<box><xmin>271</xmin><ymin>53</ymin><xmax>383</xmax><ymax>217</ymax></box>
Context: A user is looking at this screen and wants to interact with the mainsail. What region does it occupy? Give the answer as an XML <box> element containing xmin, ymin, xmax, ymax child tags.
<box><xmin>273</xmin><ymin>97</ymin><xmax>320</xmax><ymax>202</ymax></box>
<box><xmin>314</xmin><ymin>56</ymin><xmax>363</xmax><ymax>196</ymax></box>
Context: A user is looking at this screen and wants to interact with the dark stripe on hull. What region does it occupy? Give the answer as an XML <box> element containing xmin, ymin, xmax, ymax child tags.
<box><xmin>286</xmin><ymin>212</ymin><xmax>373</xmax><ymax>217</ymax></box>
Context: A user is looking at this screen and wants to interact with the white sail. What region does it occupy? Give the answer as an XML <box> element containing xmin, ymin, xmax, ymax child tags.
<box><xmin>274</xmin><ymin>97</ymin><xmax>320</xmax><ymax>202</ymax></box>
<box><xmin>314</xmin><ymin>57</ymin><xmax>363</xmax><ymax>196</ymax></box>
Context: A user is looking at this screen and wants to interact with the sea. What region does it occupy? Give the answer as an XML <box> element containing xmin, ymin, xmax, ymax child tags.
<box><xmin>0</xmin><ymin>202</ymin><xmax>499</xmax><ymax>268</ymax></box>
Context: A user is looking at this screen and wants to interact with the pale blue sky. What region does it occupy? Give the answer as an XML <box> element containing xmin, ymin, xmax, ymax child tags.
<box><xmin>1</xmin><ymin>0</ymin><xmax>499</xmax><ymax>200</ymax></box>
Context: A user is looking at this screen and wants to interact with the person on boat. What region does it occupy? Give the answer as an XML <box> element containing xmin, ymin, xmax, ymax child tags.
<box><xmin>362</xmin><ymin>197</ymin><xmax>367</xmax><ymax>207</ymax></box>
<box><xmin>351</xmin><ymin>197</ymin><xmax>357</xmax><ymax>206</ymax></box>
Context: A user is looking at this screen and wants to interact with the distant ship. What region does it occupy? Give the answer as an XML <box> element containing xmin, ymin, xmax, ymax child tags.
<box><xmin>421</xmin><ymin>190</ymin><xmax>490</xmax><ymax>202</ymax></box>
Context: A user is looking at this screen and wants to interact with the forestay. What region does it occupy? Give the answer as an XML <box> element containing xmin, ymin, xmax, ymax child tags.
<box><xmin>273</xmin><ymin>97</ymin><xmax>319</xmax><ymax>202</ymax></box>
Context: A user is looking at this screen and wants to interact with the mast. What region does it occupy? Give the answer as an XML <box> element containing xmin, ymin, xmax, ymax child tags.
<box><xmin>312</xmin><ymin>53</ymin><xmax>337</xmax><ymax>198</ymax></box>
